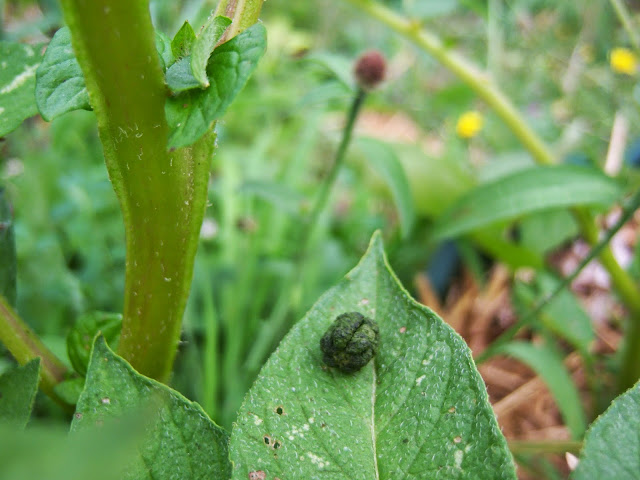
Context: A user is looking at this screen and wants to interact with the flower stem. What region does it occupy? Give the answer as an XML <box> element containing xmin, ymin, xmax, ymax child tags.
<box><xmin>609</xmin><ymin>0</ymin><xmax>640</xmax><ymax>52</ymax></box>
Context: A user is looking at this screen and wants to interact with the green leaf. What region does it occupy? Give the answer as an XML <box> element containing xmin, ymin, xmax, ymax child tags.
<box><xmin>0</xmin><ymin>359</ymin><xmax>40</xmax><ymax>429</ymax></box>
<box><xmin>67</xmin><ymin>311</ymin><xmax>122</xmax><ymax>376</ymax></box>
<box><xmin>166</xmin><ymin>23</ymin><xmax>267</xmax><ymax>149</ymax></box>
<box><xmin>358</xmin><ymin>138</ymin><xmax>416</xmax><ymax>238</ymax></box>
<box><xmin>155</xmin><ymin>31</ymin><xmax>173</xmax><ymax>72</ymax></box>
<box><xmin>53</xmin><ymin>376</ymin><xmax>85</xmax><ymax>405</ymax></box>
<box><xmin>431</xmin><ymin>165</ymin><xmax>623</xmax><ymax>240</ymax></box>
<box><xmin>513</xmin><ymin>272</ymin><xmax>595</xmax><ymax>354</ymax></box>
<box><xmin>230</xmin><ymin>232</ymin><xmax>516</xmax><ymax>479</ymax></box>
<box><xmin>238</xmin><ymin>180</ymin><xmax>305</xmax><ymax>216</ymax></box>
<box><xmin>35</xmin><ymin>27</ymin><xmax>91</xmax><ymax>122</ymax></box>
<box><xmin>72</xmin><ymin>336</ymin><xmax>231</xmax><ymax>479</ymax></box>
<box><xmin>171</xmin><ymin>21</ymin><xmax>196</xmax><ymax>59</ymax></box>
<box><xmin>191</xmin><ymin>15</ymin><xmax>232</xmax><ymax>88</ymax></box>
<box><xmin>0</xmin><ymin>42</ymin><xmax>42</xmax><ymax>136</ymax></box>
<box><xmin>496</xmin><ymin>342</ymin><xmax>587</xmax><ymax>439</ymax></box>
<box><xmin>404</xmin><ymin>0</ymin><xmax>458</xmax><ymax>18</ymax></box>
<box><xmin>0</xmin><ymin>187</ymin><xmax>16</xmax><ymax>307</ymax></box>
<box><xmin>0</xmin><ymin>422</ymin><xmax>140</xmax><ymax>480</ymax></box>
<box><xmin>306</xmin><ymin>52</ymin><xmax>356</xmax><ymax>90</ymax></box>
<box><xmin>572</xmin><ymin>380</ymin><xmax>640</xmax><ymax>479</ymax></box>
<box><xmin>165</xmin><ymin>57</ymin><xmax>202</xmax><ymax>92</ymax></box>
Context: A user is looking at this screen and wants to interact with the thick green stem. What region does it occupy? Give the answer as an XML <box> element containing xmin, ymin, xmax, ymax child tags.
<box><xmin>59</xmin><ymin>0</ymin><xmax>215</xmax><ymax>382</ymax></box>
<box><xmin>0</xmin><ymin>296</ymin><xmax>68</xmax><ymax>402</ymax></box>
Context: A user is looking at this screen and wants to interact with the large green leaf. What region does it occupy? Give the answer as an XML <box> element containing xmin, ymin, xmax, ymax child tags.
<box><xmin>572</xmin><ymin>380</ymin><xmax>640</xmax><ymax>479</ymax></box>
<box><xmin>0</xmin><ymin>42</ymin><xmax>42</xmax><ymax>136</ymax></box>
<box><xmin>166</xmin><ymin>23</ymin><xmax>267</xmax><ymax>148</ymax></box>
<box><xmin>35</xmin><ymin>27</ymin><xmax>91</xmax><ymax>121</ymax></box>
<box><xmin>72</xmin><ymin>336</ymin><xmax>231</xmax><ymax>479</ymax></box>
<box><xmin>230</xmin><ymin>233</ymin><xmax>516</xmax><ymax>479</ymax></box>
<box><xmin>431</xmin><ymin>165</ymin><xmax>623</xmax><ymax>240</ymax></box>
<box><xmin>0</xmin><ymin>187</ymin><xmax>16</xmax><ymax>307</ymax></box>
<box><xmin>496</xmin><ymin>342</ymin><xmax>586</xmax><ymax>439</ymax></box>
<box><xmin>0</xmin><ymin>359</ymin><xmax>40</xmax><ymax>429</ymax></box>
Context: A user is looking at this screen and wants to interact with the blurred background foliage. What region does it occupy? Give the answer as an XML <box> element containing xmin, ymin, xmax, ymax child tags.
<box><xmin>2</xmin><ymin>0</ymin><xmax>640</xmax><ymax>453</ymax></box>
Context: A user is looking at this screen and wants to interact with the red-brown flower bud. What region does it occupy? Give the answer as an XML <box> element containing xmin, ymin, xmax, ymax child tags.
<box><xmin>354</xmin><ymin>50</ymin><xmax>387</xmax><ymax>90</ymax></box>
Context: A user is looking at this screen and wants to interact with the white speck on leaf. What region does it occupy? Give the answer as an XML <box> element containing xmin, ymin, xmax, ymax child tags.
<box><xmin>416</xmin><ymin>375</ymin><xmax>426</xmax><ymax>386</ymax></box>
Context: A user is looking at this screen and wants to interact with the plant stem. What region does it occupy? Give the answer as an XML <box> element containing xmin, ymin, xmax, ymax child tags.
<box><xmin>59</xmin><ymin>0</ymin><xmax>216</xmax><ymax>382</ymax></box>
<box><xmin>0</xmin><ymin>295</ymin><xmax>68</xmax><ymax>403</ymax></box>
<box><xmin>609</xmin><ymin>0</ymin><xmax>640</xmax><ymax>52</ymax></box>
<box><xmin>215</xmin><ymin>0</ymin><xmax>265</xmax><ymax>42</ymax></box>
<box><xmin>342</xmin><ymin>0</ymin><xmax>555</xmax><ymax>166</ymax></box>
<box><xmin>244</xmin><ymin>88</ymin><xmax>368</xmax><ymax>375</ymax></box>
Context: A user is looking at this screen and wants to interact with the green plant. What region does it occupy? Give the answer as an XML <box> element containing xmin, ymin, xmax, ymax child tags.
<box><xmin>2</xmin><ymin>1</ymin><xmax>640</xmax><ymax>478</ymax></box>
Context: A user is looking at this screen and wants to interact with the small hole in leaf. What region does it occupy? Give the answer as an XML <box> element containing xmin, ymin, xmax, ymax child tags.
<box><xmin>263</xmin><ymin>435</ymin><xmax>271</xmax><ymax>445</ymax></box>
<box><xmin>402</xmin><ymin>438</ymin><xmax>409</xmax><ymax>444</ymax></box>
<box><xmin>275</xmin><ymin>406</ymin><xmax>284</xmax><ymax>415</ymax></box>
<box><xmin>273</xmin><ymin>440</ymin><xmax>281</xmax><ymax>449</ymax></box>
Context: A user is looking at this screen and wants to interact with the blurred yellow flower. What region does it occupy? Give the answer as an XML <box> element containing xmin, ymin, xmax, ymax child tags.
<box><xmin>610</xmin><ymin>47</ymin><xmax>638</xmax><ymax>75</ymax></box>
<box><xmin>456</xmin><ymin>111</ymin><xmax>483</xmax><ymax>139</ymax></box>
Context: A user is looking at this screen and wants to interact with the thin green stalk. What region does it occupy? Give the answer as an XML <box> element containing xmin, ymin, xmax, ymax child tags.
<box><xmin>200</xmin><ymin>257</ymin><xmax>219</xmax><ymax>419</ymax></box>
<box><xmin>609</xmin><ymin>0</ymin><xmax>640</xmax><ymax>52</ymax></box>
<box><xmin>0</xmin><ymin>296</ymin><xmax>68</xmax><ymax>404</ymax></box>
<box><xmin>244</xmin><ymin>88</ymin><xmax>368</xmax><ymax>375</ymax></box>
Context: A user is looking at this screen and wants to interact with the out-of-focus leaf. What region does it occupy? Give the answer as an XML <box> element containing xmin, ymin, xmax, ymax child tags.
<box><xmin>431</xmin><ymin>165</ymin><xmax>623</xmax><ymax>240</ymax></box>
<box><xmin>572</xmin><ymin>380</ymin><xmax>640</xmax><ymax>479</ymax></box>
<box><xmin>72</xmin><ymin>336</ymin><xmax>231</xmax><ymax>479</ymax></box>
<box><xmin>514</xmin><ymin>272</ymin><xmax>595</xmax><ymax>353</ymax></box>
<box><xmin>0</xmin><ymin>359</ymin><xmax>40</xmax><ymax>429</ymax></box>
<box><xmin>230</xmin><ymin>233</ymin><xmax>516</xmax><ymax>479</ymax></box>
<box><xmin>306</xmin><ymin>52</ymin><xmax>355</xmax><ymax>90</ymax></box>
<box><xmin>404</xmin><ymin>0</ymin><xmax>458</xmax><ymax>18</ymax></box>
<box><xmin>35</xmin><ymin>27</ymin><xmax>91</xmax><ymax>121</ymax></box>
<box><xmin>53</xmin><ymin>376</ymin><xmax>84</xmax><ymax>405</ymax></box>
<box><xmin>496</xmin><ymin>342</ymin><xmax>587</xmax><ymax>438</ymax></box>
<box><xmin>0</xmin><ymin>188</ymin><xmax>16</xmax><ymax>306</ymax></box>
<box><xmin>0</xmin><ymin>42</ymin><xmax>42</xmax><ymax>136</ymax></box>
<box><xmin>238</xmin><ymin>180</ymin><xmax>305</xmax><ymax>216</ymax></box>
<box><xmin>358</xmin><ymin>138</ymin><xmax>415</xmax><ymax>238</ymax></box>
<box><xmin>519</xmin><ymin>209</ymin><xmax>578</xmax><ymax>256</ymax></box>
<box><xmin>67</xmin><ymin>311</ymin><xmax>122</xmax><ymax>376</ymax></box>
<box><xmin>166</xmin><ymin>23</ymin><xmax>267</xmax><ymax>148</ymax></box>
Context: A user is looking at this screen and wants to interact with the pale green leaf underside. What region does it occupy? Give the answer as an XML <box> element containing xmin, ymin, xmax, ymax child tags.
<box><xmin>35</xmin><ymin>27</ymin><xmax>91</xmax><ymax>121</ymax></box>
<box><xmin>72</xmin><ymin>337</ymin><xmax>231</xmax><ymax>479</ymax></box>
<box><xmin>191</xmin><ymin>15</ymin><xmax>232</xmax><ymax>87</ymax></box>
<box><xmin>230</xmin><ymin>232</ymin><xmax>516</xmax><ymax>479</ymax></box>
<box><xmin>0</xmin><ymin>42</ymin><xmax>41</xmax><ymax>136</ymax></box>
<box><xmin>431</xmin><ymin>165</ymin><xmax>623</xmax><ymax>240</ymax></box>
<box><xmin>572</xmin><ymin>380</ymin><xmax>640</xmax><ymax>479</ymax></box>
<box><xmin>0</xmin><ymin>358</ymin><xmax>40</xmax><ymax>429</ymax></box>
